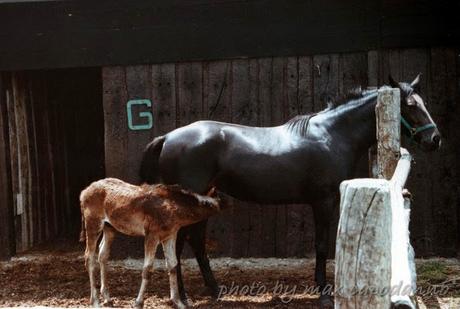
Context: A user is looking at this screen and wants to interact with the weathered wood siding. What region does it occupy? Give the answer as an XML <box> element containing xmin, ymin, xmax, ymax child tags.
<box><xmin>103</xmin><ymin>47</ymin><xmax>460</xmax><ymax>257</ymax></box>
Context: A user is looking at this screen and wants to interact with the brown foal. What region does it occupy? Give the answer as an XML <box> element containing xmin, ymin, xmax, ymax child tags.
<box><xmin>80</xmin><ymin>178</ymin><xmax>220</xmax><ymax>309</ymax></box>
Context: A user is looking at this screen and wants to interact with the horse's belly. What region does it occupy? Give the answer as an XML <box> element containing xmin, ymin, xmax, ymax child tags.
<box><xmin>216</xmin><ymin>155</ymin><xmax>340</xmax><ymax>204</ymax></box>
<box><xmin>215</xmin><ymin>166</ymin><xmax>305</xmax><ymax>203</ymax></box>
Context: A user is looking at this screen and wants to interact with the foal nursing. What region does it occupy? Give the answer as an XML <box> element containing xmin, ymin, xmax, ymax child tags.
<box><xmin>80</xmin><ymin>178</ymin><xmax>220</xmax><ymax>308</ymax></box>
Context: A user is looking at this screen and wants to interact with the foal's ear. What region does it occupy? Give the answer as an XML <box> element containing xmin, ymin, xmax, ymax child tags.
<box><xmin>410</xmin><ymin>73</ymin><xmax>421</xmax><ymax>87</ymax></box>
<box><xmin>388</xmin><ymin>75</ymin><xmax>399</xmax><ymax>88</ymax></box>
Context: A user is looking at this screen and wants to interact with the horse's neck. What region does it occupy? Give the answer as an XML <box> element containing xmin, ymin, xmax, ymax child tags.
<box><xmin>323</xmin><ymin>91</ymin><xmax>378</xmax><ymax>154</ymax></box>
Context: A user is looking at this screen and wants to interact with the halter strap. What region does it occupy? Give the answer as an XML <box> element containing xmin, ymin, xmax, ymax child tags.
<box><xmin>401</xmin><ymin>116</ymin><xmax>436</xmax><ymax>138</ymax></box>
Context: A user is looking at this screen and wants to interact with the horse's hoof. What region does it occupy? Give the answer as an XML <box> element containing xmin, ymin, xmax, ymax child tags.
<box><xmin>133</xmin><ymin>300</ymin><xmax>144</xmax><ymax>309</ymax></box>
<box><xmin>319</xmin><ymin>295</ymin><xmax>334</xmax><ymax>308</ymax></box>
<box><xmin>200</xmin><ymin>286</ymin><xmax>219</xmax><ymax>299</ymax></box>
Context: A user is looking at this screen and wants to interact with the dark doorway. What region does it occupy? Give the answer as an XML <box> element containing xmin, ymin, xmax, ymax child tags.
<box><xmin>0</xmin><ymin>68</ymin><xmax>104</xmax><ymax>255</ymax></box>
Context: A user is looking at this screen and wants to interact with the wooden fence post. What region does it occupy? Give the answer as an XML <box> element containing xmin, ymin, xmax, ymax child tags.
<box><xmin>335</xmin><ymin>178</ymin><xmax>392</xmax><ymax>308</ymax></box>
<box><xmin>375</xmin><ymin>87</ymin><xmax>400</xmax><ymax>179</ymax></box>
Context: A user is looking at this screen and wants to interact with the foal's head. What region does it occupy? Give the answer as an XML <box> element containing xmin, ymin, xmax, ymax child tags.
<box><xmin>389</xmin><ymin>74</ymin><xmax>441</xmax><ymax>151</ymax></box>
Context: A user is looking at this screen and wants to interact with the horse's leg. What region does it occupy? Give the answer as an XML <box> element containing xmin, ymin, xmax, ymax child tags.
<box><xmin>187</xmin><ymin>219</ymin><xmax>218</xmax><ymax>298</ymax></box>
<box><xmin>135</xmin><ymin>233</ymin><xmax>159</xmax><ymax>309</ymax></box>
<box><xmin>175</xmin><ymin>227</ymin><xmax>189</xmax><ymax>303</ymax></box>
<box><xmin>312</xmin><ymin>199</ymin><xmax>334</xmax><ymax>308</ymax></box>
<box><xmin>163</xmin><ymin>232</ymin><xmax>187</xmax><ymax>309</ymax></box>
<box><xmin>98</xmin><ymin>225</ymin><xmax>116</xmax><ymax>306</ymax></box>
<box><xmin>84</xmin><ymin>220</ymin><xmax>103</xmax><ymax>307</ymax></box>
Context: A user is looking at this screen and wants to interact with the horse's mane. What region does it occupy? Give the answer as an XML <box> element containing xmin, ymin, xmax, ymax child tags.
<box><xmin>285</xmin><ymin>86</ymin><xmax>375</xmax><ymax>136</ymax></box>
<box><xmin>326</xmin><ymin>86</ymin><xmax>370</xmax><ymax>109</ymax></box>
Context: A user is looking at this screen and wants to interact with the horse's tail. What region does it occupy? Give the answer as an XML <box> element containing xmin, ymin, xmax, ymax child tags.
<box><xmin>139</xmin><ymin>135</ymin><xmax>166</xmax><ymax>184</ymax></box>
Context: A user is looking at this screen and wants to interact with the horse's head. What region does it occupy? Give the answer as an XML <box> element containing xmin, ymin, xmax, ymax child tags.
<box><xmin>389</xmin><ymin>74</ymin><xmax>441</xmax><ymax>151</ymax></box>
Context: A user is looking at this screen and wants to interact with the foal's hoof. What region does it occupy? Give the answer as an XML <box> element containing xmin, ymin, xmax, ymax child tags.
<box><xmin>102</xmin><ymin>299</ymin><xmax>114</xmax><ymax>307</ymax></box>
<box><xmin>170</xmin><ymin>299</ymin><xmax>188</xmax><ymax>309</ymax></box>
<box><xmin>133</xmin><ymin>300</ymin><xmax>144</xmax><ymax>309</ymax></box>
<box><xmin>319</xmin><ymin>295</ymin><xmax>334</xmax><ymax>308</ymax></box>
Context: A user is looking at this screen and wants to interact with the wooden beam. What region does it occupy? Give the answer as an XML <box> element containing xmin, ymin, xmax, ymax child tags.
<box><xmin>1</xmin><ymin>1</ymin><xmax>458</xmax><ymax>70</ymax></box>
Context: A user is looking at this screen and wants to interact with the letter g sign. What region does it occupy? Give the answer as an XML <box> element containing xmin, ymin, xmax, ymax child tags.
<box><xmin>126</xmin><ymin>99</ymin><xmax>153</xmax><ymax>131</ymax></box>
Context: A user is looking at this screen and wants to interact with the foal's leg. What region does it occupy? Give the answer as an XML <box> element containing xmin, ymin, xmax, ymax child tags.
<box><xmin>312</xmin><ymin>199</ymin><xmax>335</xmax><ymax>308</ymax></box>
<box><xmin>135</xmin><ymin>233</ymin><xmax>159</xmax><ymax>309</ymax></box>
<box><xmin>84</xmin><ymin>220</ymin><xmax>103</xmax><ymax>307</ymax></box>
<box><xmin>187</xmin><ymin>219</ymin><xmax>218</xmax><ymax>297</ymax></box>
<box><xmin>98</xmin><ymin>225</ymin><xmax>116</xmax><ymax>306</ymax></box>
<box><xmin>163</xmin><ymin>232</ymin><xmax>187</xmax><ymax>309</ymax></box>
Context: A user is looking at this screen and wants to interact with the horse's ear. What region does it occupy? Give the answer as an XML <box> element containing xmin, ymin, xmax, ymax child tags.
<box><xmin>388</xmin><ymin>75</ymin><xmax>399</xmax><ymax>88</ymax></box>
<box><xmin>410</xmin><ymin>73</ymin><xmax>421</xmax><ymax>87</ymax></box>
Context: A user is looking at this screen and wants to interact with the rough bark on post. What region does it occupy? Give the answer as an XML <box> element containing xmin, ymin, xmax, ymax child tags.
<box><xmin>335</xmin><ymin>178</ymin><xmax>392</xmax><ymax>309</ymax></box>
<box><xmin>376</xmin><ymin>88</ymin><xmax>400</xmax><ymax>179</ymax></box>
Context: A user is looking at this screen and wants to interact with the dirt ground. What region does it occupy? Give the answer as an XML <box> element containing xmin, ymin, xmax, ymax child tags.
<box><xmin>1</xmin><ymin>244</ymin><xmax>459</xmax><ymax>308</ymax></box>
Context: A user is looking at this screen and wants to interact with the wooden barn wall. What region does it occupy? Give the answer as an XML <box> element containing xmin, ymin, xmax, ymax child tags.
<box><xmin>104</xmin><ymin>47</ymin><xmax>460</xmax><ymax>258</ymax></box>
<box><xmin>0</xmin><ymin>70</ymin><xmax>104</xmax><ymax>256</ymax></box>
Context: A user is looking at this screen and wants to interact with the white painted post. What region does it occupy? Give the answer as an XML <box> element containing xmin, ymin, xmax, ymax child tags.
<box><xmin>389</xmin><ymin>148</ymin><xmax>416</xmax><ymax>308</ymax></box>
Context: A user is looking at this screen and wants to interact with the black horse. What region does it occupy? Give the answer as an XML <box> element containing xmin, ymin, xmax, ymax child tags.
<box><xmin>139</xmin><ymin>75</ymin><xmax>440</xmax><ymax>307</ymax></box>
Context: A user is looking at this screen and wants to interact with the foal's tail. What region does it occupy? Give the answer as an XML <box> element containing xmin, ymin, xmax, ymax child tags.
<box><xmin>139</xmin><ymin>135</ymin><xmax>166</xmax><ymax>184</ymax></box>
<box><xmin>79</xmin><ymin>215</ymin><xmax>86</xmax><ymax>243</ymax></box>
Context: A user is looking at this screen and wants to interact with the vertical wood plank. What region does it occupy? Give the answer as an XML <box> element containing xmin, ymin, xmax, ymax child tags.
<box><xmin>368</xmin><ymin>50</ymin><xmax>379</xmax><ymax>87</ymax></box>
<box><xmin>313</xmin><ymin>54</ymin><xmax>339</xmax><ymax>111</ymax></box>
<box><xmin>339</xmin><ymin>52</ymin><xmax>368</xmax><ymax>94</ymax></box>
<box><xmin>298</xmin><ymin>56</ymin><xmax>315</xmax><ymax>114</ymax></box>
<box><xmin>12</xmin><ymin>73</ymin><xmax>32</xmax><ymax>251</ymax></box>
<box><xmin>103</xmin><ymin>67</ymin><xmax>128</xmax><ymax>179</ymax></box>
<box><xmin>25</xmin><ymin>74</ymin><xmax>40</xmax><ymax>244</ymax></box>
<box><xmin>176</xmin><ymin>62</ymin><xmax>203</xmax><ymax>126</ymax></box>
<box><xmin>0</xmin><ymin>73</ymin><xmax>15</xmax><ymax>259</ymax></box>
<box><xmin>380</xmin><ymin>49</ymin><xmax>402</xmax><ymax>86</ymax></box>
<box><xmin>42</xmin><ymin>82</ymin><xmax>58</xmax><ymax>239</ymax></box>
<box><xmin>151</xmin><ymin>63</ymin><xmax>176</xmax><ymax>136</ymax></box>
<box><xmin>204</xmin><ymin>61</ymin><xmax>231</xmax><ymax>121</ymax></box>
<box><xmin>427</xmin><ymin>48</ymin><xmax>458</xmax><ymax>256</ymax></box>
<box><xmin>125</xmin><ymin>65</ymin><xmax>154</xmax><ymax>184</ymax></box>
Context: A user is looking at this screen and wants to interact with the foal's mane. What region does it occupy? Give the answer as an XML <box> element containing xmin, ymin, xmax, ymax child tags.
<box><xmin>285</xmin><ymin>86</ymin><xmax>374</xmax><ymax>136</ymax></box>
